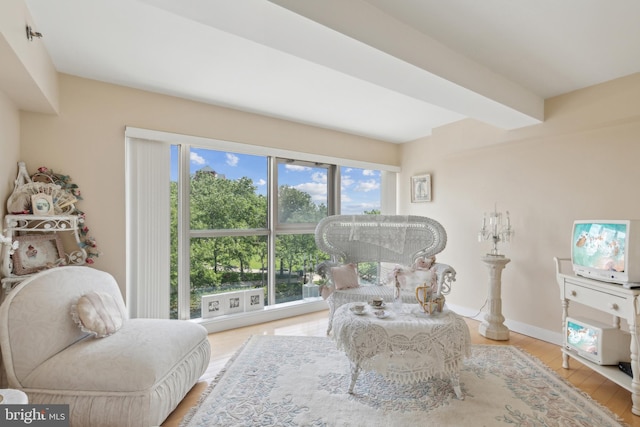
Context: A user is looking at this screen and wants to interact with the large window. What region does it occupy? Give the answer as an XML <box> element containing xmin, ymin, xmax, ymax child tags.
<box><xmin>126</xmin><ymin>128</ymin><xmax>396</xmax><ymax>323</ymax></box>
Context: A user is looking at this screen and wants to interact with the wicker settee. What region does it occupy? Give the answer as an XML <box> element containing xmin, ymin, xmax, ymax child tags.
<box><xmin>315</xmin><ymin>215</ymin><xmax>456</xmax><ymax>334</ymax></box>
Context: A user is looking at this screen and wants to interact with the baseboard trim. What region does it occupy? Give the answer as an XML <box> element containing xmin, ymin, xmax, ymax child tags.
<box><xmin>448</xmin><ymin>303</ymin><xmax>563</xmax><ymax>346</ymax></box>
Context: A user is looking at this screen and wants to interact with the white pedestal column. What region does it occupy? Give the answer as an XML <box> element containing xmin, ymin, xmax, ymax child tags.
<box><xmin>479</xmin><ymin>255</ymin><xmax>511</xmax><ymax>341</ymax></box>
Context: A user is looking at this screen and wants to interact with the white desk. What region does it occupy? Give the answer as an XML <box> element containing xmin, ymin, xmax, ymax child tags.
<box><xmin>555</xmin><ymin>257</ymin><xmax>640</xmax><ymax>415</ymax></box>
<box><xmin>332</xmin><ymin>302</ymin><xmax>471</xmax><ymax>399</ymax></box>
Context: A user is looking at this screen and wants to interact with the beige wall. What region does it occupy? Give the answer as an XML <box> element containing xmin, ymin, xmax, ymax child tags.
<box><xmin>19</xmin><ymin>74</ymin><xmax>400</xmax><ymax>291</ymax></box>
<box><xmin>400</xmin><ymin>73</ymin><xmax>640</xmax><ymax>341</ymax></box>
<box><xmin>0</xmin><ymin>90</ymin><xmax>20</xmax><ymax>209</ymax></box>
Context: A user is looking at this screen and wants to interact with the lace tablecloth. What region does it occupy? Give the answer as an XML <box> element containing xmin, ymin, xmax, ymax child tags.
<box><xmin>332</xmin><ymin>303</ymin><xmax>471</xmax><ymax>386</ymax></box>
<box><xmin>325</xmin><ymin>285</ymin><xmax>416</xmax><ymax>334</ymax></box>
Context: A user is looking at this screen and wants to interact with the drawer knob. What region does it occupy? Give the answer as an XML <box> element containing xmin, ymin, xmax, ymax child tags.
<box><xmin>609</xmin><ymin>303</ymin><xmax>619</xmax><ymax>310</ymax></box>
<box><xmin>570</xmin><ymin>290</ymin><xmax>577</xmax><ymax>297</ymax></box>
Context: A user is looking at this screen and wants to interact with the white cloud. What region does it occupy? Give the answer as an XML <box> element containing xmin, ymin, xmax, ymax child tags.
<box><xmin>355</xmin><ymin>179</ymin><xmax>380</xmax><ymax>192</ymax></box>
<box><xmin>311</xmin><ymin>172</ymin><xmax>327</xmax><ymax>183</ymax></box>
<box><xmin>191</xmin><ymin>152</ymin><xmax>206</xmax><ymax>165</ymax></box>
<box><xmin>295</xmin><ymin>182</ymin><xmax>327</xmax><ymax>202</ymax></box>
<box><xmin>256</xmin><ymin>178</ymin><xmax>266</xmax><ymax>186</ymax></box>
<box><xmin>342</xmin><ymin>175</ymin><xmax>354</xmax><ymax>188</ymax></box>
<box><xmin>285</xmin><ymin>164</ymin><xmax>310</xmax><ymax>172</ymax></box>
<box><xmin>226</xmin><ymin>153</ymin><xmax>239</xmax><ymax>167</ymax></box>
<box><xmin>362</xmin><ymin>169</ymin><xmax>375</xmax><ymax>176</ymax></box>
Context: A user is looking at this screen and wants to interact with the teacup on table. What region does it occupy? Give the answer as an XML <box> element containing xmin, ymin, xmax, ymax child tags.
<box><xmin>353</xmin><ymin>302</ymin><xmax>366</xmax><ymax>314</ymax></box>
<box><xmin>371</xmin><ymin>297</ymin><xmax>384</xmax><ymax>308</ymax></box>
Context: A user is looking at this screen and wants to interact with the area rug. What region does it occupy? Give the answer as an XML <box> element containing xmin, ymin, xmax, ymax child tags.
<box><xmin>180</xmin><ymin>335</ymin><xmax>627</xmax><ymax>427</ymax></box>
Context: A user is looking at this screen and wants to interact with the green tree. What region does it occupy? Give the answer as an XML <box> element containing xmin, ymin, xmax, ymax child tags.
<box><xmin>190</xmin><ymin>172</ymin><xmax>266</xmax><ymax>279</ymax></box>
<box><xmin>278</xmin><ymin>185</ymin><xmax>326</xmax><ymax>223</ymax></box>
<box><xmin>276</xmin><ymin>185</ymin><xmax>326</xmax><ymax>279</ymax></box>
<box><xmin>171</xmin><ymin>172</ymin><xmax>333</xmax><ymax>315</ymax></box>
<box><xmin>170</xmin><ymin>172</ymin><xmax>267</xmax><ymax>300</ymax></box>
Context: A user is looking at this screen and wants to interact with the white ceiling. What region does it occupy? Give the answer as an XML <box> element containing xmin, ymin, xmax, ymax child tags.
<box><xmin>24</xmin><ymin>0</ymin><xmax>640</xmax><ymax>143</ymax></box>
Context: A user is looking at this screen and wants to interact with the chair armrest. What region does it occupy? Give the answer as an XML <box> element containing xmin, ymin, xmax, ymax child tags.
<box><xmin>433</xmin><ymin>263</ymin><xmax>456</xmax><ymax>295</ymax></box>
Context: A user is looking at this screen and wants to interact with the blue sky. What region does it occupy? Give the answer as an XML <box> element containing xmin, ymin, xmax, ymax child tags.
<box><xmin>170</xmin><ymin>146</ymin><xmax>380</xmax><ymax>214</ymax></box>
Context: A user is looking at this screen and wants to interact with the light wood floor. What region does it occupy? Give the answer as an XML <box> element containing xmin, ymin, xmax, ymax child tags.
<box><xmin>161</xmin><ymin>310</ymin><xmax>640</xmax><ymax>426</ymax></box>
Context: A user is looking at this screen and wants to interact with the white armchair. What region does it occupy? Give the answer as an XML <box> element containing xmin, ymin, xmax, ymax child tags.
<box><xmin>0</xmin><ymin>266</ymin><xmax>210</xmax><ymax>427</ymax></box>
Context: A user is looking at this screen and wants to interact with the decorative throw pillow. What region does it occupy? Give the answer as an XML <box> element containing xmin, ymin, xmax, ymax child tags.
<box><xmin>331</xmin><ymin>263</ymin><xmax>359</xmax><ymax>290</ymax></box>
<box><xmin>71</xmin><ymin>291</ymin><xmax>126</xmax><ymax>338</ymax></box>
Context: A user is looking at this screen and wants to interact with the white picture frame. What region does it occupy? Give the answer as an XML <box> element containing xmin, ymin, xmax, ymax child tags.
<box><xmin>31</xmin><ymin>194</ymin><xmax>55</xmax><ymax>215</ymax></box>
<box><xmin>201</xmin><ymin>294</ymin><xmax>225</xmax><ymax>318</ymax></box>
<box><xmin>12</xmin><ymin>233</ymin><xmax>65</xmax><ymax>275</ymax></box>
<box><xmin>225</xmin><ymin>291</ymin><xmax>245</xmax><ymax>315</ymax></box>
<box><xmin>244</xmin><ymin>288</ymin><xmax>265</xmax><ymax>312</ymax></box>
<box><xmin>411</xmin><ymin>174</ymin><xmax>432</xmax><ymax>203</ymax></box>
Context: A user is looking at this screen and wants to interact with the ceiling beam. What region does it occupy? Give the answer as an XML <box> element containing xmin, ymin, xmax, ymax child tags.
<box><xmin>267</xmin><ymin>0</ymin><xmax>543</xmax><ymax>129</ymax></box>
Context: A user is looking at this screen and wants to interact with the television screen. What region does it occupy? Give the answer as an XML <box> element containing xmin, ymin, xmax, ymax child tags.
<box><xmin>565</xmin><ymin>316</ymin><xmax>631</xmax><ymax>365</ymax></box>
<box><xmin>566</xmin><ymin>319</ymin><xmax>598</xmax><ymax>356</ymax></box>
<box><xmin>572</xmin><ymin>222</ymin><xmax>626</xmax><ymax>273</ymax></box>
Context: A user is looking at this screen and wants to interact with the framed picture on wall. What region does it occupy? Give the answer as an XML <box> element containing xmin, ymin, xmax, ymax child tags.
<box><xmin>411</xmin><ymin>174</ymin><xmax>432</xmax><ymax>203</ymax></box>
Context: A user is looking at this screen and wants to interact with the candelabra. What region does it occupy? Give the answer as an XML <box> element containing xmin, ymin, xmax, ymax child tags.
<box><xmin>478</xmin><ymin>204</ymin><xmax>514</xmax><ymax>257</ymax></box>
<box><xmin>477</xmin><ymin>204</ymin><xmax>514</xmax><ymax>340</ymax></box>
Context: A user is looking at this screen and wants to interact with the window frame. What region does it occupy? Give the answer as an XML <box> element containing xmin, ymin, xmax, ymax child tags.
<box><xmin>125</xmin><ymin>126</ymin><xmax>399</xmax><ymax>329</ymax></box>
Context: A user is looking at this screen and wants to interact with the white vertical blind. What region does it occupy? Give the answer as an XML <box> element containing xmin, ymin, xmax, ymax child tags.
<box><xmin>125</xmin><ymin>136</ymin><xmax>171</xmax><ymax>318</ymax></box>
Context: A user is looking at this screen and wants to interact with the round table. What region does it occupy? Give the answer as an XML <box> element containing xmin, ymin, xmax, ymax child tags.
<box><xmin>332</xmin><ymin>302</ymin><xmax>471</xmax><ymax>399</ymax></box>
<box><xmin>0</xmin><ymin>388</ymin><xmax>28</xmax><ymax>404</ymax></box>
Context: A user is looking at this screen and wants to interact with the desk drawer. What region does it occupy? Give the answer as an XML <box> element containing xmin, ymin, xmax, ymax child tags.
<box><xmin>565</xmin><ymin>283</ymin><xmax>629</xmax><ymax>317</ymax></box>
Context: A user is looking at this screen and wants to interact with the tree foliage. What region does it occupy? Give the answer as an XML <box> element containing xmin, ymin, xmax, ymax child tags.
<box><xmin>170</xmin><ymin>172</ymin><xmax>330</xmax><ymax>316</ymax></box>
<box><xmin>278</xmin><ymin>185</ymin><xmax>326</xmax><ymax>223</ymax></box>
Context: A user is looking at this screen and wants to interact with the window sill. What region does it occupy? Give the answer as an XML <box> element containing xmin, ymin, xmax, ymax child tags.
<box><xmin>198</xmin><ymin>299</ymin><xmax>328</xmax><ymax>333</ymax></box>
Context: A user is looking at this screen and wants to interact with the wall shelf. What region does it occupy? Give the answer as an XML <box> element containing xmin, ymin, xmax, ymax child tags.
<box><xmin>1</xmin><ymin>214</ymin><xmax>87</xmax><ymax>292</ymax></box>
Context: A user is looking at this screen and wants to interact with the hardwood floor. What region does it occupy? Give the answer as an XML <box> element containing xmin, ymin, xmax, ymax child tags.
<box><xmin>161</xmin><ymin>310</ymin><xmax>640</xmax><ymax>426</ymax></box>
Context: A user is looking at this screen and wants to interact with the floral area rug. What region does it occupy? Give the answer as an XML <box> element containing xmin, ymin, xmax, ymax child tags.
<box><xmin>180</xmin><ymin>335</ymin><xmax>627</xmax><ymax>427</ymax></box>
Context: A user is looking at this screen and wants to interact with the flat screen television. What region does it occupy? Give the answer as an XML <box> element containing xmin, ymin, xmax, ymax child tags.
<box><xmin>565</xmin><ymin>316</ymin><xmax>630</xmax><ymax>365</ymax></box>
<box><xmin>571</xmin><ymin>220</ymin><xmax>640</xmax><ymax>285</ymax></box>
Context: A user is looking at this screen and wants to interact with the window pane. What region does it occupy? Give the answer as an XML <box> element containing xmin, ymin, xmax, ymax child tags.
<box><xmin>357</xmin><ymin>262</ymin><xmax>381</xmax><ymax>285</ymax></box>
<box><xmin>277</xmin><ymin>161</ymin><xmax>328</xmax><ymax>223</ymax></box>
<box><xmin>275</xmin><ymin>234</ymin><xmax>329</xmax><ymax>304</ymax></box>
<box><xmin>340</xmin><ymin>166</ymin><xmax>381</xmax><ymax>215</ymax></box>
<box><xmin>189</xmin><ymin>148</ymin><xmax>267</xmax><ymax>230</ymax></box>
<box><xmin>181</xmin><ymin>236</ymin><xmax>268</xmax><ymax>319</ymax></box>
<box><xmin>169</xmin><ymin>141</ymin><xmax>391</xmax><ymax>320</ymax></box>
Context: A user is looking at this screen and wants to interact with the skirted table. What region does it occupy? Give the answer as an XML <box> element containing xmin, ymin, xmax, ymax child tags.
<box><xmin>332</xmin><ymin>302</ymin><xmax>471</xmax><ymax>399</ymax></box>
